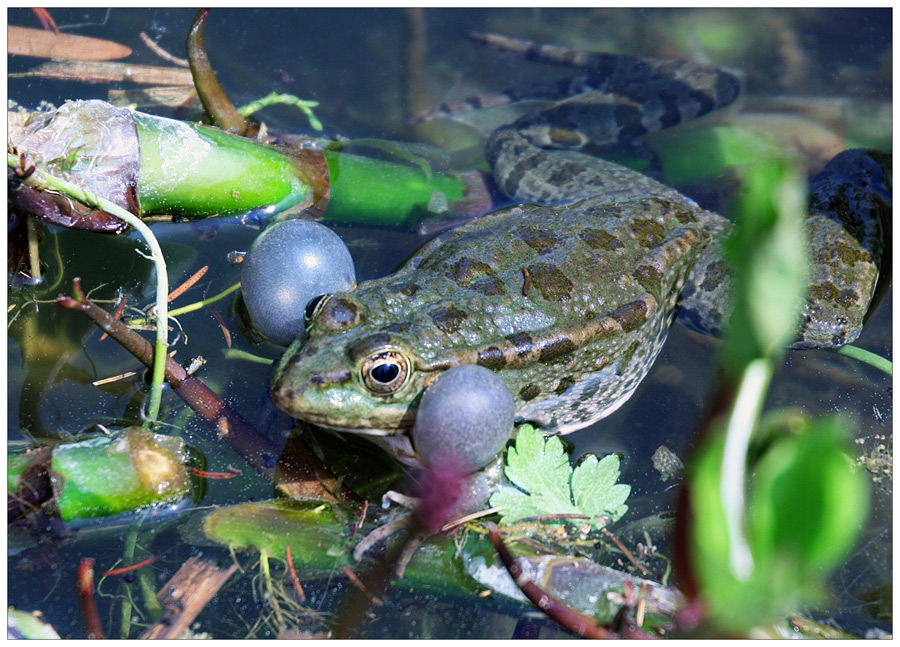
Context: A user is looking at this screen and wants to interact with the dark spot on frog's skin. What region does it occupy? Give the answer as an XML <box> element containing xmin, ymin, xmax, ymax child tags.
<box><xmin>310</xmin><ymin>370</ymin><xmax>352</xmax><ymax>386</ymax></box>
<box><xmin>611</xmin><ymin>300</ymin><xmax>649</xmax><ymax>333</ymax></box>
<box><xmin>633</xmin><ymin>264</ymin><xmax>663</xmax><ymax>293</ymax></box>
<box><xmin>810</xmin><ymin>282</ymin><xmax>861</xmax><ymax>310</ymax></box>
<box><xmin>380</xmin><ymin>322</ymin><xmax>410</xmax><ymax>335</ymax></box>
<box><xmin>618</xmin><ymin>340</ymin><xmax>641</xmax><ymax>372</ymax></box>
<box><xmin>836</xmin><ymin>289</ymin><xmax>860</xmax><ymax>309</ymax></box>
<box><xmin>580</xmin><ymin>382</ymin><xmax>601</xmax><ymax>401</ymax></box>
<box><xmin>526</xmin><ymin>262</ymin><xmax>573</xmax><ymax>302</ymax></box>
<box><xmin>538</xmin><ymin>336</ymin><xmax>576</xmax><ymax>364</ymax></box>
<box><xmin>630</xmin><ymin>218</ymin><xmax>666</xmax><ymax>248</ymax></box>
<box><xmin>809</xmin><ymin>282</ymin><xmax>840</xmax><ymax>304</ymax></box>
<box><xmin>293</xmin><ymin>342</ymin><xmax>320</xmax><ymax>361</ymax></box>
<box><xmin>672</xmin><ymin>204</ymin><xmax>696</xmax><ymax>224</ymax></box>
<box><xmin>579</xmin><ymin>227</ymin><xmax>625</xmax><ymax>251</ymax></box>
<box><xmin>446</xmin><ymin>257</ymin><xmax>495</xmax><ymax>286</ymax></box>
<box><xmin>698</xmin><ymin>260</ymin><xmax>727</xmax><ymax>292</ymax></box>
<box><xmin>519</xmin><ymin>384</ymin><xmax>541</xmax><ymax>401</ymax></box>
<box><xmin>468</xmin><ymin>275</ymin><xmax>507</xmax><ymax>296</ymax></box>
<box><xmin>517</xmin><ymin>226</ymin><xmax>561</xmax><ymax>254</ymax></box>
<box><xmin>319</xmin><ymin>297</ymin><xmax>364</xmax><ymax>333</ymax></box>
<box><xmin>396</xmin><ymin>282</ymin><xmax>420</xmax><ymax>297</ymax></box>
<box><xmin>554</xmin><ymin>376</ymin><xmax>576</xmax><ymax>395</ymax></box>
<box><xmin>430</xmin><ymin>305</ymin><xmax>468</xmax><ymax>333</ymax></box>
<box><xmin>506</xmin><ymin>332</ymin><xmax>535</xmax><ymax>358</ymax></box>
<box><xmin>497</xmin><ymin>157</ymin><xmax>529</xmax><ymax>194</ymax></box>
<box><xmin>834</xmin><ymin>241</ymin><xmax>871</xmax><ymax>265</ymax></box>
<box><xmin>477</xmin><ymin>346</ymin><xmax>506</xmax><ymax>370</ymax></box>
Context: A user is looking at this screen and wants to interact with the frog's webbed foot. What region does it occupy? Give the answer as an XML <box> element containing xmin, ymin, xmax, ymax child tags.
<box><xmin>678</xmin><ymin>149</ymin><xmax>892</xmax><ymax>349</ymax></box>
<box><xmin>794</xmin><ymin>149</ymin><xmax>891</xmax><ymax>348</ymax></box>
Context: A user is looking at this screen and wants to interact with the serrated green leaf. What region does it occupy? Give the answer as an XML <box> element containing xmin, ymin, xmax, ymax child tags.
<box><xmin>571</xmin><ymin>454</ymin><xmax>630</xmax><ymax>523</ymax></box>
<box><xmin>490</xmin><ymin>425</ymin><xmax>631</xmax><ymax>528</ymax></box>
<box><xmin>502</xmin><ymin>425</ymin><xmax>576</xmax><ymax>515</ymax></box>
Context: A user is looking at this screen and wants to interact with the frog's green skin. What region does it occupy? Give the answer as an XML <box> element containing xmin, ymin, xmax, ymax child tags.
<box><xmin>271</xmin><ymin>35</ymin><xmax>889</xmax><ymax>466</ymax></box>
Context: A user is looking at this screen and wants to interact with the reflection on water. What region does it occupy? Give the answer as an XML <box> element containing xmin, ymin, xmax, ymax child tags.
<box><xmin>7</xmin><ymin>7</ymin><xmax>891</xmax><ymax>639</ymax></box>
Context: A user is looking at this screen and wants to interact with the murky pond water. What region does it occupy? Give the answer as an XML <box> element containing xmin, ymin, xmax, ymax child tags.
<box><xmin>8</xmin><ymin>7</ymin><xmax>891</xmax><ymax>639</ymax></box>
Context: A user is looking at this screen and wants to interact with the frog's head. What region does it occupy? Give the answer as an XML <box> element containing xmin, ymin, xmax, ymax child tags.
<box><xmin>271</xmin><ymin>292</ymin><xmax>438</xmax><ymax>438</ymax></box>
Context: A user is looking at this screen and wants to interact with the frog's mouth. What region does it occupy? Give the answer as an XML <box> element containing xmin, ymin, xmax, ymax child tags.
<box><xmin>304</xmin><ymin>421</ymin><xmax>424</xmax><ymax>469</ymax></box>
<box><xmin>310</xmin><ymin>422</ymin><xmax>405</xmax><ymax>437</ymax></box>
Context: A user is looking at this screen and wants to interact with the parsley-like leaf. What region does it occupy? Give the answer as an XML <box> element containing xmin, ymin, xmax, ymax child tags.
<box><xmin>489</xmin><ymin>425</ymin><xmax>630</xmax><ymax>528</ymax></box>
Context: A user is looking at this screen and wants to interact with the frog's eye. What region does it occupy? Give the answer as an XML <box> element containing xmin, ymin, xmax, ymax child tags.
<box><xmin>360</xmin><ymin>350</ymin><xmax>410</xmax><ymax>394</ymax></box>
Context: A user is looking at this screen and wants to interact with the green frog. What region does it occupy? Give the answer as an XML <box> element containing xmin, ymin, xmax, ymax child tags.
<box><xmin>271</xmin><ymin>34</ymin><xmax>890</xmax><ymax>467</ymax></box>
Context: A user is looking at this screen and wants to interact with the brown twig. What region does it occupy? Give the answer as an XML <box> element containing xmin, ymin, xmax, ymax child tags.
<box><xmin>10</xmin><ymin>60</ymin><xmax>192</xmax><ymax>85</ymax></box>
<box><xmin>98</xmin><ymin>295</ymin><xmax>127</xmax><ymax>341</ymax></box>
<box><xmin>488</xmin><ymin>524</ymin><xmax>614</xmax><ymax>639</ymax></box>
<box><xmin>207</xmin><ymin>305</ymin><xmax>232</xmax><ymax>347</ymax></box>
<box><xmin>167</xmin><ymin>265</ymin><xmax>208</xmax><ymax>302</ymax></box>
<box><xmin>340</xmin><ymin>565</ymin><xmax>384</xmax><ymax>606</ymax></box>
<box><xmin>601</xmin><ymin>527</ymin><xmax>653</xmax><ymax>577</ymax></box>
<box><xmin>103</xmin><ymin>556</ymin><xmax>162</xmax><ymax>577</ymax></box>
<box><xmin>140</xmin><ymin>31</ymin><xmax>190</xmax><ymax>67</ymax></box>
<box><xmin>351</xmin><ymin>500</ymin><xmax>369</xmax><ymax>541</ymax></box>
<box><xmin>31</xmin><ymin>8</ymin><xmax>59</xmax><ymax>34</ymax></box>
<box><xmin>188</xmin><ymin>467</ymin><xmax>240</xmax><ymax>480</ymax></box>
<box><xmin>76</xmin><ymin>559</ymin><xmax>104</xmax><ymax>639</ymax></box>
<box><xmin>284</xmin><ymin>546</ymin><xmax>306</xmax><ymax>603</ymax></box>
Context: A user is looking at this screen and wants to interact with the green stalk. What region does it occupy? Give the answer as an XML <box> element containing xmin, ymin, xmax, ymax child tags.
<box><xmin>134</xmin><ymin>114</ymin><xmax>310</xmax><ymax>217</ymax></box>
<box><xmin>117</xmin><ymin>524</ymin><xmax>140</xmax><ymax>638</ymax></box>
<box><xmin>834</xmin><ymin>344</ymin><xmax>892</xmax><ymax>375</ymax></box>
<box><xmin>237</xmin><ymin>92</ymin><xmax>323</xmax><ymax>131</ymax></box>
<box><xmin>49</xmin><ymin>427</ymin><xmax>190</xmax><ymax>521</ymax></box>
<box><xmin>720</xmin><ymin>357</ymin><xmax>772</xmax><ymax>580</ymax></box>
<box><xmin>8</xmin><ymin>153</ymin><xmax>169</xmax><ymax>424</ymax></box>
<box><xmin>129</xmin><ymin>281</ymin><xmax>241</xmax><ymax>326</ymax></box>
<box><xmin>322</xmin><ymin>150</ymin><xmax>467</xmax><ymax>226</ymax></box>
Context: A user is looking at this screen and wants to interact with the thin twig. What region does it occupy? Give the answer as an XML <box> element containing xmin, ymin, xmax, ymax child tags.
<box><xmin>340</xmin><ymin>566</ymin><xmax>383</xmax><ymax>606</ymax></box>
<box><xmin>284</xmin><ymin>546</ymin><xmax>307</xmax><ymax>603</ymax></box>
<box><xmin>103</xmin><ymin>556</ymin><xmax>162</xmax><ymax>577</ymax></box>
<box><xmin>601</xmin><ymin>527</ymin><xmax>653</xmax><ymax>577</ymax></box>
<box><xmin>140</xmin><ymin>32</ymin><xmax>189</xmax><ymax>67</ymax></box>
<box><xmin>77</xmin><ymin>559</ymin><xmax>105</xmax><ymax>639</ymax></box>
<box><xmin>488</xmin><ymin>524</ymin><xmax>615</xmax><ymax>639</ymax></box>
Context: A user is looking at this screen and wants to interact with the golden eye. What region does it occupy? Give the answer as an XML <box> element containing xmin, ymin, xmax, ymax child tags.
<box><xmin>361</xmin><ymin>350</ymin><xmax>410</xmax><ymax>394</ymax></box>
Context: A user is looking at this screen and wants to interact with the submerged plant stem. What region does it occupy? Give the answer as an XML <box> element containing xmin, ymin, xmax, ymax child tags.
<box><xmin>130</xmin><ymin>281</ymin><xmax>241</xmax><ymax>326</ymax></box>
<box><xmin>833</xmin><ymin>344</ymin><xmax>892</xmax><ymax>376</ymax></box>
<box><xmin>7</xmin><ymin>153</ymin><xmax>169</xmax><ymax>424</ymax></box>
<box><xmin>238</xmin><ymin>92</ymin><xmax>323</xmax><ymax>131</ymax></box>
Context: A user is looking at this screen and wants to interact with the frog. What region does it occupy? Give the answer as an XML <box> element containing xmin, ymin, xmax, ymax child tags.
<box><xmin>271</xmin><ymin>33</ymin><xmax>890</xmax><ymax>468</ymax></box>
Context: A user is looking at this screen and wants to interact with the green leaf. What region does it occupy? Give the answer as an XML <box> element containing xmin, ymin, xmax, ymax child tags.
<box><xmin>572</xmin><ymin>454</ymin><xmax>630</xmax><ymax>521</ymax></box>
<box><xmin>750</xmin><ymin>416</ymin><xmax>869</xmax><ymax>572</ymax></box>
<box><xmin>490</xmin><ymin>425</ymin><xmax>630</xmax><ymax>528</ymax></box>
<box><xmin>721</xmin><ymin>156</ymin><xmax>809</xmax><ymax>374</ymax></box>
<box><xmin>688</xmin><ymin>412</ymin><xmax>870</xmax><ymax>632</ymax></box>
